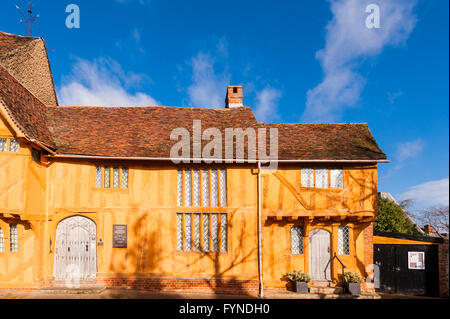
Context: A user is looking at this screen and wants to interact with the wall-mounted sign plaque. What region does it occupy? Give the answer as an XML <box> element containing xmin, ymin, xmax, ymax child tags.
<box><xmin>113</xmin><ymin>225</ymin><xmax>127</xmax><ymax>248</ymax></box>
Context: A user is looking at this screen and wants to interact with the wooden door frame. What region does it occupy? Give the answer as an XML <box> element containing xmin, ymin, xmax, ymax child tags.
<box><xmin>309</xmin><ymin>228</ymin><xmax>332</xmax><ymax>281</ymax></box>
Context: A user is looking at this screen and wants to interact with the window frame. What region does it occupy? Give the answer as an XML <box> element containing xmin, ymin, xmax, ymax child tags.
<box><xmin>176</xmin><ymin>212</ymin><xmax>228</xmax><ymax>254</ymax></box>
<box><xmin>177</xmin><ymin>167</ymin><xmax>227</xmax><ymax>208</ymax></box>
<box><xmin>0</xmin><ymin>227</ymin><xmax>4</xmax><ymax>253</ymax></box>
<box><xmin>95</xmin><ymin>165</ymin><xmax>129</xmax><ymax>189</ymax></box>
<box><xmin>10</xmin><ymin>224</ymin><xmax>18</xmax><ymax>253</ymax></box>
<box><xmin>300</xmin><ymin>167</ymin><xmax>344</xmax><ymax>189</ymax></box>
<box><xmin>290</xmin><ymin>225</ymin><xmax>304</xmax><ymax>255</ymax></box>
<box><xmin>337</xmin><ymin>225</ymin><xmax>350</xmax><ymax>256</ymax></box>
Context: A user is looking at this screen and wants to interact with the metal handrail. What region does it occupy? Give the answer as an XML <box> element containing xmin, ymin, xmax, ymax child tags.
<box><xmin>331</xmin><ymin>253</ymin><xmax>346</xmax><ymax>287</ymax></box>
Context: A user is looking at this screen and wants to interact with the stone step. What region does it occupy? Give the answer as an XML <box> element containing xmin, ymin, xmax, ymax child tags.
<box><xmin>265</xmin><ymin>292</ymin><xmax>380</xmax><ymax>299</ymax></box>
<box><xmin>38</xmin><ymin>286</ymin><xmax>105</xmax><ymax>294</ymax></box>
<box><xmin>309</xmin><ymin>281</ymin><xmax>334</xmax><ymax>287</ymax></box>
<box><xmin>309</xmin><ymin>286</ymin><xmax>343</xmax><ymax>294</ymax></box>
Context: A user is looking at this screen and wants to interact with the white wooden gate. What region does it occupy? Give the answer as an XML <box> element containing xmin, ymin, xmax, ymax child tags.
<box><xmin>53</xmin><ymin>216</ymin><xmax>97</xmax><ymax>283</ymax></box>
<box><xmin>309</xmin><ymin>228</ymin><xmax>331</xmax><ymax>281</ymax></box>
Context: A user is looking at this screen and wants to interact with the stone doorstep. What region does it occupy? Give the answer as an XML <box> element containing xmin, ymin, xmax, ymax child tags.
<box><xmin>264</xmin><ymin>291</ymin><xmax>381</xmax><ymax>299</ymax></box>
<box><xmin>308</xmin><ymin>281</ymin><xmax>343</xmax><ymax>294</ymax></box>
<box><xmin>37</xmin><ymin>286</ymin><xmax>106</xmax><ymax>294</ymax></box>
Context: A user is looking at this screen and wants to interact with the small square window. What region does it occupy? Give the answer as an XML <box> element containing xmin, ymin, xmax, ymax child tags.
<box><xmin>113</xmin><ymin>167</ymin><xmax>120</xmax><ymax>188</ymax></box>
<box><xmin>10</xmin><ymin>224</ymin><xmax>18</xmax><ymax>253</ymax></box>
<box><xmin>9</xmin><ymin>139</ymin><xmax>19</xmax><ymax>152</ymax></box>
<box><xmin>104</xmin><ymin>167</ymin><xmax>111</xmax><ymax>188</ymax></box>
<box><xmin>0</xmin><ymin>138</ymin><xmax>7</xmax><ymax>152</ymax></box>
<box><xmin>121</xmin><ymin>167</ymin><xmax>129</xmax><ymax>188</ymax></box>
<box><xmin>0</xmin><ymin>228</ymin><xmax>4</xmax><ymax>253</ymax></box>
<box><xmin>291</xmin><ymin>226</ymin><xmax>304</xmax><ymax>255</ymax></box>
<box><xmin>330</xmin><ymin>168</ymin><xmax>343</xmax><ymax>188</ymax></box>
<box><xmin>338</xmin><ymin>226</ymin><xmax>350</xmax><ymax>255</ymax></box>
<box><xmin>301</xmin><ymin>168</ymin><xmax>314</xmax><ymax>187</ymax></box>
<box><xmin>95</xmin><ymin>166</ymin><xmax>102</xmax><ymax>188</ymax></box>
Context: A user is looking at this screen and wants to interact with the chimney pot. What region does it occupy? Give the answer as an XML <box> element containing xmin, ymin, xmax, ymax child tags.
<box><xmin>225</xmin><ymin>85</ymin><xmax>243</xmax><ymax>108</ymax></box>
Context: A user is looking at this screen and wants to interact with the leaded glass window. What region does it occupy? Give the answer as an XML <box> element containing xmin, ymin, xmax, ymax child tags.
<box><xmin>113</xmin><ymin>167</ymin><xmax>120</xmax><ymax>188</ymax></box>
<box><xmin>9</xmin><ymin>139</ymin><xmax>19</xmax><ymax>152</ymax></box>
<box><xmin>301</xmin><ymin>168</ymin><xmax>314</xmax><ymax>187</ymax></box>
<box><xmin>211</xmin><ymin>213</ymin><xmax>219</xmax><ymax>252</ymax></box>
<box><xmin>220</xmin><ymin>214</ymin><xmax>227</xmax><ymax>252</ymax></box>
<box><xmin>177</xmin><ymin>170</ymin><xmax>183</xmax><ymax>206</ymax></box>
<box><xmin>0</xmin><ymin>228</ymin><xmax>4</xmax><ymax>253</ymax></box>
<box><xmin>316</xmin><ymin>169</ymin><xmax>328</xmax><ymax>188</ymax></box>
<box><xmin>10</xmin><ymin>224</ymin><xmax>17</xmax><ymax>252</ymax></box>
<box><xmin>184</xmin><ymin>170</ymin><xmax>191</xmax><ymax>207</ymax></box>
<box><xmin>219</xmin><ymin>170</ymin><xmax>227</xmax><ymax>207</ymax></box>
<box><xmin>122</xmin><ymin>167</ymin><xmax>129</xmax><ymax>188</ymax></box>
<box><xmin>184</xmin><ymin>213</ymin><xmax>191</xmax><ymax>251</ymax></box>
<box><xmin>0</xmin><ymin>138</ymin><xmax>6</xmax><ymax>152</ymax></box>
<box><xmin>210</xmin><ymin>169</ymin><xmax>218</xmax><ymax>207</ymax></box>
<box><xmin>176</xmin><ymin>214</ymin><xmax>183</xmax><ymax>251</ymax></box>
<box><xmin>104</xmin><ymin>167</ymin><xmax>110</xmax><ymax>188</ymax></box>
<box><xmin>202</xmin><ymin>170</ymin><xmax>209</xmax><ymax>207</ymax></box>
<box><xmin>194</xmin><ymin>213</ymin><xmax>201</xmax><ymax>251</ymax></box>
<box><xmin>193</xmin><ymin>170</ymin><xmax>200</xmax><ymax>206</ymax></box>
<box><xmin>177</xmin><ymin>168</ymin><xmax>226</xmax><ymax>207</ymax></box>
<box><xmin>330</xmin><ymin>168</ymin><xmax>343</xmax><ymax>188</ymax></box>
<box><xmin>176</xmin><ymin>212</ymin><xmax>227</xmax><ymax>253</ymax></box>
<box><xmin>290</xmin><ymin>226</ymin><xmax>303</xmax><ymax>255</ymax></box>
<box><xmin>95</xmin><ymin>166</ymin><xmax>102</xmax><ymax>188</ymax></box>
<box><xmin>338</xmin><ymin>226</ymin><xmax>350</xmax><ymax>255</ymax></box>
<box><xmin>203</xmin><ymin>213</ymin><xmax>210</xmax><ymax>251</ymax></box>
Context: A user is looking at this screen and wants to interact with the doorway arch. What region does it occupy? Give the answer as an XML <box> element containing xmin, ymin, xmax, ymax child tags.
<box><xmin>309</xmin><ymin>228</ymin><xmax>331</xmax><ymax>281</ymax></box>
<box><xmin>53</xmin><ymin>215</ymin><xmax>97</xmax><ymax>282</ymax></box>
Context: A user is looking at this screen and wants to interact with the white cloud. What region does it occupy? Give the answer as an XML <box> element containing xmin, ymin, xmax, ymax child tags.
<box><xmin>132</xmin><ymin>28</ymin><xmax>141</xmax><ymax>43</ymax></box>
<box><xmin>395</xmin><ymin>139</ymin><xmax>424</xmax><ymax>162</ymax></box>
<box><xmin>398</xmin><ymin>178</ymin><xmax>449</xmax><ymax>206</ymax></box>
<box><xmin>186</xmin><ymin>52</ymin><xmax>230</xmax><ymax>108</ymax></box>
<box><xmin>254</xmin><ymin>87</ymin><xmax>282</xmax><ymax>122</ymax></box>
<box><xmin>303</xmin><ymin>0</ymin><xmax>417</xmax><ymax>122</ymax></box>
<box><xmin>387</xmin><ymin>90</ymin><xmax>403</xmax><ymax>104</ymax></box>
<box><xmin>58</xmin><ymin>57</ymin><xmax>159</xmax><ymax>106</ymax></box>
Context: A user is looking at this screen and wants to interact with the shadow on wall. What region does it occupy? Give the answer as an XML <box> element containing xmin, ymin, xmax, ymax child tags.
<box><xmin>107</xmin><ymin>208</ymin><xmax>257</xmax><ymax>298</ymax></box>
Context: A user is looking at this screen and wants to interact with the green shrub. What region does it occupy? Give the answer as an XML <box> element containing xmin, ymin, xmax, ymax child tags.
<box><xmin>285</xmin><ymin>270</ymin><xmax>311</xmax><ymax>282</ymax></box>
<box><xmin>343</xmin><ymin>271</ymin><xmax>364</xmax><ymax>283</ymax></box>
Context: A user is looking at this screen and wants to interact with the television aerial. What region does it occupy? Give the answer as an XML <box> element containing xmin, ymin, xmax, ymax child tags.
<box><xmin>16</xmin><ymin>1</ymin><xmax>40</xmax><ymax>37</ymax></box>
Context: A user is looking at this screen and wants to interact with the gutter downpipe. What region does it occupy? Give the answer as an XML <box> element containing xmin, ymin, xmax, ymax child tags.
<box><xmin>257</xmin><ymin>160</ymin><xmax>264</xmax><ymax>298</ymax></box>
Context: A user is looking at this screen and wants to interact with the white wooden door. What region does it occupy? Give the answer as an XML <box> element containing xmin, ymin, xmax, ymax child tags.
<box><xmin>54</xmin><ymin>216</ymin><xmax>97</xmax><ymax>282</ymax></box>
<box><xmin>309</xmin><ymin>228</ymin><xmax>331</xmax><ymax>281</ymax></box>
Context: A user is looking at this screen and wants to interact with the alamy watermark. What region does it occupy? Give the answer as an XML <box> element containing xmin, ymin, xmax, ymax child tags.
<box><xmin>170</xmin><ymin>120</ymin><xmax>279</xmax><ymax>170</ymax></box>
<box><xmin>365</xmin><ymin>4</ymin><xmax>380</xmax><ymax>29</ymax></box>
<box><xmin>65</xmin><ymin>4</ymin><xmax>80</xmax><ymax>29</ymax></box>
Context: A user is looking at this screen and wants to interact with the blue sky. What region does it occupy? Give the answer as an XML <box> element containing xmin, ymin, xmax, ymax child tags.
<box><xmin>1</xmin><ymin>0</ymin><xmax>448</xmax><ymax>212</ymax></box>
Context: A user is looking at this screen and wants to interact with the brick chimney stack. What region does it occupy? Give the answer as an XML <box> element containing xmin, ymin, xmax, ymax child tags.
<box><xmin>225</xmin><ymin>85</ymin><xmax>243</xmax><ymax>108</ymax></box>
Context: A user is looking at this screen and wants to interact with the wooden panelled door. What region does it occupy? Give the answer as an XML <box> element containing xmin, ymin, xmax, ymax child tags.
<box><xmin>309</xmin><ymin>228</ymin><xmax>331</xmax><ymax>281</ymax></box>
<box><xmin>54</xmin><ymin>216</ymin><xmax>97</xmax><ymax>283</ymax></box>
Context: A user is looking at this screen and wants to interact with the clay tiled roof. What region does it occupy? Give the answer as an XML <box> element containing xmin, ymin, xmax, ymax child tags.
<box><xmin>0</xmin><ymin>65</ymin><xmax>55</xmax><ymax>148</ymax></box>
<box><xmin>259</xmin><ymin>123</ymin><xmax>386</xmax><ymax>161</ymax></box>
<box><xmin>46</xmin><ymin>105</ymin><xmax>386</xmax><ymax>161</ymax></box>
<box><xmin>0</xmin><ymin>31</ymin><xmax>58</xmax><ymax>105</ymax></box>
<box><xmin>46</xmin><ymin>106</ymin><xmax>259</xmax><ymax>158</ymax></box>
<box><xmin>0</xmin><ymin>31</ymin><xmax>35</xmax><ymax>56</ymax></box>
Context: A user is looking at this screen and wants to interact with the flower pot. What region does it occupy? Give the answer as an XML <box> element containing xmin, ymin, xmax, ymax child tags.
<box><xmin>294</xmin><ymin>281</ymin><xmax>309</xmax><ymax>293</ymax></box>
<box><xmin>345</xmin><ymin>282</ymin><xmax>361</xmax><ymax>295</ymax></box>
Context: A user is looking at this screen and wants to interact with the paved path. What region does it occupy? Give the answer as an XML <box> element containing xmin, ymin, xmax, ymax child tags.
<box><xmin>0</xmin><ymin>289</ymin><xmax>442</xmax><ymax>299</ymax></box>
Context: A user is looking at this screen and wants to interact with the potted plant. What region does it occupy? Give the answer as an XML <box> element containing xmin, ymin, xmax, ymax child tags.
<box><xmin>343</xmin><ymin>271</ymin><xmax>364</xmax><ymax>295</ymax></box>
<box><xmin>286</xmin><ymin>270</ymin><xmax>311</xmax><ymax>293</ymax></box>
